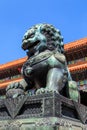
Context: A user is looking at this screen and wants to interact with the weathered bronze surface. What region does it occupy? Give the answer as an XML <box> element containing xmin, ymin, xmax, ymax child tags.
<box><xmin>6</xmin><ymin>23</ymin><xmax>79</xmax><ymax>102</ymax></box>
<box><xmin>0</xmin><ymin>92</ymin><xmax>87</xmax><ymax>129</ymax></box>
<box><xmin>1</xmin><ymin>23</ymin><xmax>87</xmax><ymax>129</ymax></box>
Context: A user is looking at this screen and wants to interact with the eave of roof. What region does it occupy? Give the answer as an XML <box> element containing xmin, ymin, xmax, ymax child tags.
<box><xmin>0</xmin><ymin>57</ymin><xmax>27</xmax><ymax>71</ymax></box>
<box><xmin>64</xmin><ymin>37</ymin><xmax>87</xmax><ymax>51</ymax></box>
<box><xmin>69</xmin><ymin>61</ymin><xmax>87</xmax><ymax>72</ymax></box>
<box><xmin>0</xmin><ymin>77</ymin><xmax>22</xmax><ymax>89</ymax></box>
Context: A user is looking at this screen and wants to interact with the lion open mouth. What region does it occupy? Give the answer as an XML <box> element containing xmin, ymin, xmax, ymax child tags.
<box><xmin>22</xmin><ymin>40</ymin><xmax>40</xmax><ymax>50</ymax></box>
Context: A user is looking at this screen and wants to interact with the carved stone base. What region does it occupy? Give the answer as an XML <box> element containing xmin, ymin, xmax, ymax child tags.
<box><xmin>0</xmin><ymin>92</ymin><xmax>87</xmax><ymax>129</ymax></box>
<box><xmin>0</xmin><ymin>117</ymin><xmax>86</xmax><ymax>130</ymax></box>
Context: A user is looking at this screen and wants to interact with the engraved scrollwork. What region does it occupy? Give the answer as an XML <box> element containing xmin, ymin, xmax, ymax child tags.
<box><xmin>5</xmin><ymin>121</ymin><xmax>21</xmax><ymax>129</ymax></box>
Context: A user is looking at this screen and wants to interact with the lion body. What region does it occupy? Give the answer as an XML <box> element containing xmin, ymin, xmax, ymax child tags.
<box><xmin>6</xmin><ymin>23</ymin><xmax>80</xmax><ymax>102</ymax></box>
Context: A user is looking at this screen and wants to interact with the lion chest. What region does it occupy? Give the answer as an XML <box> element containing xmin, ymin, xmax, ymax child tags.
<box><xmin>27</xmin><ymin>51</ymin><xmax>66</xmax><ymax>70</ymax></box>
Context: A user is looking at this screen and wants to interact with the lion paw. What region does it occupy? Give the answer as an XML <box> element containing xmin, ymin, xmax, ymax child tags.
<box><xmin>6</xmin><ymin>82</ymin><xmax>24</xmax><ymax>98</ymax></box>
<box><xmin>36</xmin><ymin>88</ymin><xmax>58</xmax><ymax>95</ymax></box>
<box><xmin>6</xmin><ymin>82</ymin><xmax>24</xmax><ymax>91</ymax></box>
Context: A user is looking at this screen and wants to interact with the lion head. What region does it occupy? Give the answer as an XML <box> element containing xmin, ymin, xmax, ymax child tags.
<box><xmin>22</xmin><ymin>23</ymin><xmax>64</xmax><ymax>57</ymax></box>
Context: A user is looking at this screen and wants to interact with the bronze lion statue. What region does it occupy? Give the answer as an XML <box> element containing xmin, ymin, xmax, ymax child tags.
<box><xmin>6</xmin><ymin>23</ymin><xmax>79</xmax><ymax>102</ymax></box>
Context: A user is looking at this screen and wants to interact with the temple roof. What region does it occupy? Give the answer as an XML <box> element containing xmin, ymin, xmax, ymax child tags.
<box><xmin>0</xmin><ymin>77</ymin><xmax>22</xmax><ymax>89</ymax></box>
<box><xmin>64</xmin><ymin>37</ymin><xmax>87</xmax><ymax>51</ymax></box>
<box><xmin>69</xmin><ymin>60</ymin><xmax>87</xmax><ymax>72</ymax></box>
<box><xmin>0</xmin><ymin>57</ymin><xmax>27</xmax><ymax>71</ymax></box>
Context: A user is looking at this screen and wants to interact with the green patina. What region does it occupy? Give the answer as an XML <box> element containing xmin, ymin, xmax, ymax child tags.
<box><xmin>6</xmin><ymin>23</ymin><xmax>79</xmax><ymax>102</ymax></box>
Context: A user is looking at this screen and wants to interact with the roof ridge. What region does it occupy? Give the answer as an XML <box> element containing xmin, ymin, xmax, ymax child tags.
<box><xmin>65</xmin><ymin>37</ymin><xmax>87</xmax><ymax>45</ymax></box>
<box><xmin>64</xmin><ymin>37</ymin><xmax>87</xmax><ymax>50</ymax></box>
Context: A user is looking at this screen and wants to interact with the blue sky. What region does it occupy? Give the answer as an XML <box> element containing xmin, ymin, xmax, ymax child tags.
<box><xmin>0</xmin><ymin>0</ymin><xmax>87</xmax><ymax>64</ymax></box>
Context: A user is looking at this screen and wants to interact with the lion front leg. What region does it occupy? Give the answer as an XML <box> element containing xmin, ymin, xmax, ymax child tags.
<box><xmin>46</xmin><ymin>68</ymin><xmax>66</xmax><ymax>93</ymax></box>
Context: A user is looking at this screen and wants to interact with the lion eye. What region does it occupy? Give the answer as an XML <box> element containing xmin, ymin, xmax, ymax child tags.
<box><xmin>29</xmin><ymin>33</ymin><xmax>35</xmax><ymax>38</ymax></box>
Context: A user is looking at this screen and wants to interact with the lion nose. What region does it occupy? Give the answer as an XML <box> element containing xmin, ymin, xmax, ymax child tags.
<box><xmin>21</xmin><ymin>40</ymin><xmax>28</xmax><ymax>50</ymax></box>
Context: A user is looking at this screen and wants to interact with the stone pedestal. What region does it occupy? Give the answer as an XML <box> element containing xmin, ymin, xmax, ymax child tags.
<box><xmin>0</xmin><ymin>117</ymin><xmax>86</xmax><ymax>130</ymax></box>
<box><xmin>0</xmin><ymin>92</ymin><xmax>87</xmax><ymax>129</ymax></box>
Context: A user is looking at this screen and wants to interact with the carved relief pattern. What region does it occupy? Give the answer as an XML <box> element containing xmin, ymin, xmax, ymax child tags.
<box><xmin>0</xmin><ymin>92</ymin><xmax>87</xmax><ymax>125</ymax></box>
<box><xmin>73</xmin><ymin>101</ymin><xmax>87</xmax><ymax>124</ymax></box>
